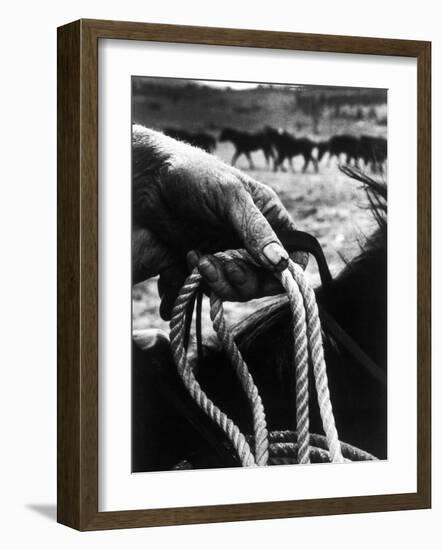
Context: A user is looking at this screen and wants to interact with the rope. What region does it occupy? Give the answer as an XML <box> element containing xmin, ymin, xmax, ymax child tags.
<box><xmin>278</xmin><ymin>269</ymin><xmax>310</xmax><ymax>464</ymax></box>
<box><xmin>209</xmin><ymin>292</ymin><xmax>269</xmax><ymax>465</ymax></box>
<box><xmin>169</xmin><ymin>269</ymin><xmax>258</xmax><ymax>467</ymax></box>
<box><xmin>288</xmin><ymin>261</ymin><xmax>344</xmax><ymax>463</ymax></box>
<box><xmin>169</xmin><ymin>249</ymin><xmax>347</xmax><ymax>466</ymax></box>
<box><xmin>268</xmin><ymin>431</ymin><xmax>376</xmax><ymax>462</ymax></box>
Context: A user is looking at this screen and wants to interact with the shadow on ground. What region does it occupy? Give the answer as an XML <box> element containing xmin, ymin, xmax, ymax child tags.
<box><xmin>26</xmin><ymin>503</ymin><xmax>57</xmax><ymax>521</ymax></box>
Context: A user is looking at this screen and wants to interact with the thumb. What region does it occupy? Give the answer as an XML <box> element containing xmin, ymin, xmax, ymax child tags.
<box><xmin>225</xmin><ymin>185</ymin><xmax>289</xmax><ymax>271</ymax></box>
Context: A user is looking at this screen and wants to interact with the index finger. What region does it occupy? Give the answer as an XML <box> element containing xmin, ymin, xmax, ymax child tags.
<box><xmin>239</xmin><ymin>174</ymin><xmax>309</xmax><ymax>269</ymax></box>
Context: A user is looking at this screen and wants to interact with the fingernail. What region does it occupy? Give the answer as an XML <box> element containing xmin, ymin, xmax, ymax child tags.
<box><xmin>226</xmin><ymin>263</ymin><xmax>247</xmax><ymax>285</ymax></box>
<box><xmin>262</xmin><ymin>242</ymin><xmax>289</xmax><ymax>270</ymax></box>
<box><xmin>198</xmin><ymin>257</ymin><xmax>219</xmax><ymax>283</ymax></box>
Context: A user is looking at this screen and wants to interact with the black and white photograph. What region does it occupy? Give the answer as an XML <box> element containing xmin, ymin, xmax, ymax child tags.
<box><xmin>0</xmin><ymin>0</ymin><xmax>436</xmax><ymax>541</ymax></box>
<box><xmin>131</xmin><ymin>76</ymin><xmax>388</xmax><ymax>473</ymax></box>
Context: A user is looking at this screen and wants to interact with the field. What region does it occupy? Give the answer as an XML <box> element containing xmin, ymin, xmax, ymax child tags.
<box><xmin>132</xmin><ymin>79</ymin><xmax>387</xmax><ymax>333</ymax></box>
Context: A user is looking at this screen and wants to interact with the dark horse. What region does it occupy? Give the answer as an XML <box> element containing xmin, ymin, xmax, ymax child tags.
<box><xmin>132</xmin><ymin>169</ymin><xmax>387</xmax><ymax>472</ymax></box>
<box><xmin>266</xmin><ymin>127</ymin><xmax>318</xmax><ymax>173</ymax></box>
<box><xmin>163</xmin><ymin>127</ymin><xmax>217</xmax><ymax>153</ymax></box>
<box><xmin>358</xmin><ymin>135</ymin><xmax>387</xmax><ymax>173</ymax></box>
<box><xmin>318</xmin><ymin>134</ymin><xmax>361</xmax><ymax>166</ymax></box>
<box><xmin>218</xmin><ymin>128</ymin><xmax>274</xmax><ymax>169</ymax></box>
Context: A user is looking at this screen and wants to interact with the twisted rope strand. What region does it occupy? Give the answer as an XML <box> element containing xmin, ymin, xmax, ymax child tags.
<box><xmin>209</xmin><ymin>293</ymin><xmax>269</xmax><ymax>466</ymax></box>
<box><xmin>170</xmin><ymin>270</ymin><xmax>256</xmax><ymax>467</ymax></box>
<box><xmin>288</xmin><ymin>260</ymin><xmax>344</xmax><ymax>463</ymax></box>
<box><xmin>278</xmin><ymin>270</ymin><xmax>310</xmax><ymax>464</ymax></box>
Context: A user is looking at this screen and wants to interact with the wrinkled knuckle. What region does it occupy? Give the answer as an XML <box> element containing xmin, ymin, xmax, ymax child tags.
<box><xmin>222</xmin><ymin>176</ymin><xmax>242</xmax><ymax>197</ymax></box>
<box><xmin>262</xmin><ymin>196</ymin><xmax>281</xmax><ymax>217</ymax></box>
<box><xmin>254</xmin><ymin>189</ymin><xmax>276</xmax><ymax>212</ymax></box>
<box><xmin>265</xmin><ymin>185</ymin><xmax>279</xmax><ymax>200</ymax></box>
<box><xmin>247</xmin><ymin>208</ymin><xmax>268</xmax><ymax>237</ymax></box>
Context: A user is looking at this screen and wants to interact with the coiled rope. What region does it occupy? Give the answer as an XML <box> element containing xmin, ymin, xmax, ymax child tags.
<box><xmin>169</xmin><ymin>249</ymin><xmax>374</xmax><ymax>467</ymax></box>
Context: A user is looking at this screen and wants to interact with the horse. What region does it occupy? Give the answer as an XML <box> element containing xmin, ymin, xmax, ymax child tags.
<box><xmin>218</xmin><ymin>128</ymin><xmax>275</xmax><ymax>169</ymax></box>
<box><xmin>318</xmin><ymin>134</ymin><xmax>361</xmax><ymax>166</ymax></box>
<box><xmin>163</xmin><ymin>127</ymin><xmax>216</xmax><ymax>153</ymax></box>
<box><xmin>358</xmin><ymin>135</ymin><xmax>387</xmax><ymax>173</ymax></box>
<box><xmin>265</xmin><ymin>127</ymin><xmax>318</xmax><ymax>173</ymax></box>
<box><xmin>192</xmin><ymin>132</ymin><xmax>217</xmax><ymax>154</ymax></box>
<box><xmin>132</xmin><ymin>168</ymin><xmax>387</xmax><ymax>472</ymax></box>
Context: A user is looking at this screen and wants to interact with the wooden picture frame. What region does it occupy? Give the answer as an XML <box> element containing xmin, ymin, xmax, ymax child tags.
<box><xmin>57</xmin><ymin>19</ymin><xmax>431</xmax><ymax>530</ymax></box>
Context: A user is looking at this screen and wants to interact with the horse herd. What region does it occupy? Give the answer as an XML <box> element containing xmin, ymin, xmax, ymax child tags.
<box><xmin>163</xmin><ymin>126</ymin><xmax>387</xmax><ymax>174</ymax></box>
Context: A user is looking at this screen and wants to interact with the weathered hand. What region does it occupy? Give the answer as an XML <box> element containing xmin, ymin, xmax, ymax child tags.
<box><xmin>186</xmin><ymin>250</ymin><xmax>284</xmax><ymax>302</ymax></box>
<box><xmin>133</xmin><ymin>125</ymin><xmax>305</xmax><ymax>318</ymax></box>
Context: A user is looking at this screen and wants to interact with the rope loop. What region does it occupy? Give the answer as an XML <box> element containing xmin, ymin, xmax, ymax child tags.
<box><xmin>170</xmin><ymin>248</ymin><xmax>362</xmax><ymax>467</ymax></box>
